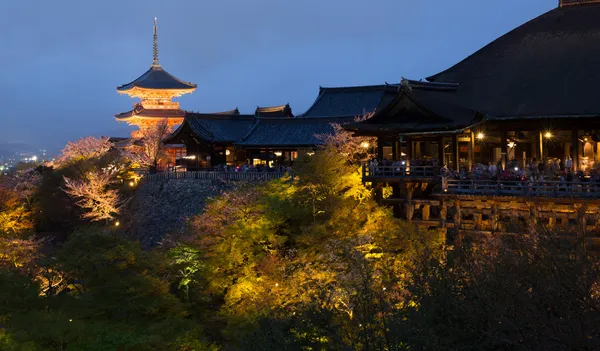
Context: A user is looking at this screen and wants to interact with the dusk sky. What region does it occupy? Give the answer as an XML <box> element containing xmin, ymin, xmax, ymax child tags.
<box><xmin>0</xmin><ymin>0</ymin><xmax>555</xmax><ymax>153</ymax></box>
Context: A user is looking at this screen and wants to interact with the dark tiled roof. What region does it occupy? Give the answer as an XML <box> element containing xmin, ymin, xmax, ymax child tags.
<box><xmin>345</xmin><ymin>82</ymin><xmax>482</xmax><ymax>134</ymax></box>
<box><xmin>212</xmin><ymin>108</ymin><xmax>240</xmax><ymax>115</ymax></box>
<box><xmin>117</xmin><ymin>65</ymin><xmax>197</xmax><ymax>91</ymax></box>
<box><xmin>301</xmin><ymin>84</ymin><xmax>398</xmax><ymax>118</ymax></box>
<box><xmin>255</xmin><ymin>104</ymin><xmax>293</xmax><ymax>117</ymax></box>
<box><xmin>426</xmin><ymin>3</ymin><xmax>600</xmax><ymax>118</ymax></box>
<box><xmin>238</xmin><ymin>117</ymin><xmax>355</xmax><ymax>147</ymax></box>
<box><xmin>166</xmin><ymin>113</ymin><xmax>255</xmax><ymax>143</ymax></box>
<box><xmin>115</xmin><ymin>105</ymin><xmax>186</xmax><ymax>120</ymax></box>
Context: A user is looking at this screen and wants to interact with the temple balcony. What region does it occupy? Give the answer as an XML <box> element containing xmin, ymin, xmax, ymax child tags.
<box><xmin>439</xmin><ymin>179</ymin><xmax>600</xmax><ymax>198</ymax></box>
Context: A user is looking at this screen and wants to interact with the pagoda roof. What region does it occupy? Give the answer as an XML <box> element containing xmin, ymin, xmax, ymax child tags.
<box><xmin>238</xmin><ymin>116</ymin><xmax>354</xmax><ymax>147</ymax></box>
<box><xmin>117</xmin><ymin>65</ymin><xmax>197</xmax><ymax>92</ymax></box>
<box><xmin>115</xmin><ymin>105</ymin><xmax>186</xmax><ymax>120</ymax></box>
<box><xmin>345</xmin><ymin>81</ymin><xmax>483</xmax><ymax>135</ymax></box>
<box><xmin>426</xmin><ymin>2</ymin><xmax>600</xmax><ymax>119</ymax></box>
<box><xmin>165</xmin><ymin>112</ymin><xmax>255</xmax><ymax>144</ymax></box>
<box><xmin>301</xmin><ymin>84</ymin><xmax>398</xmax><ymax>118</ymax></box>
<box><xmin>255</xmin><ymin>104</ymin><xmax>294</xmax><ymax>117</ymax></box>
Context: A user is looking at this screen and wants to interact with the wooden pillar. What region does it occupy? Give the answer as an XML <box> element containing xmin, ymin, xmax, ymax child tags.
<box><xmin>453</xmin><ymin>200</ymin><xmax>462</xmax><ymax>235</ymax></box>
<box><xmin>405</xmin><ymin>184</ymin><xmax>415</xmax><ymax>221</ymax></box>
<box><xmin>501</xmin><ymin>131</ymin><xmax>509</xmax><ymax>170</ymax></box>
<box><xmin>377</xmin><ymin>137</ymin><xmax>384</xmax><ymax>161</ymax></box>
<box><xmin>415</xmin><ymin>141</ymin><xmax>421</xmax><ymax>159</ymax></box>
<box><xmin>438</xmin><ymin>137</ymin><xmax>445</xmax><ymax>165</ymax></box>
<box><xmin>452</xmin><ymin>134</ymin><xmax>460</xmax><ymax>171</ymax></box>
<box><xmin>374</xmin><ymin>183</ymin><xmax>383</xmax><ymax>205</ymax></box>
<box><xmin>537</xmin><ymin>131</ymin><xmax>544</xmax><ymax>161</ymax></box>
<box><xmin>422</xmin><ymin>205</ymin><xmax>431</xmax><ymax>221</ymax></box>
<box><xmin>392</xmin><ymin>139</ymin><xmax>398</xmax><ymax>161</ymax></box>
<box><xmin>468</xmin><ymin>131</ymin><xmax>475</xmax><ymax>171</ymax></box>
<box><xmin>571</xmin><ymin>129</ymin><xmax>579</xmax><ymax>171</ymax></box>
<box><xmin>406</xmin><ymin>137</ymin><xmax>413</xmax><ymax>161</ymax></box>
<box><xmin>491</xmin><ymin>203</ymin><xmax>499</xmax><ymax>232</ymax></box>
<box><xmin>439</xmin><ymin>200</ymin><xmax>448</xmax><ymax>228</ymax></box>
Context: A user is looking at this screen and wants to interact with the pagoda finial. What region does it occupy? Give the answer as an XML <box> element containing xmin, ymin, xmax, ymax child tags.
<box><xmin>152</xmin><ymin>17</ymin><xmax>159</xmax><ymax>66</ymax></box>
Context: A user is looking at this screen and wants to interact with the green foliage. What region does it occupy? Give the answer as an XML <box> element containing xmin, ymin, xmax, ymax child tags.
<box><xmin>0</xmin><ymin>230</ymin><xmax>213</xmax><ymax>350</ymax></box>
<box><xmin>186</xmin><ymin>146</ymin><xmax>445</xmax><ymax>348</ymax></box>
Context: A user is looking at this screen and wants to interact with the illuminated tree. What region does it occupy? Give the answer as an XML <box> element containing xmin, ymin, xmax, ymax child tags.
<box><xmin>57</xmin><ymin>136</ymin><xmax>113</xmax><ymax>166</ymax></box>
<box><xmin>0</xmin><ymin>187</ymin><xmax>33</xmax><ymax>237</ymax></box>
<box><xmin>125</xmin><ymin>119</ymin><xmax>170</xmax><ymax>172</ymax></box>
<box><xmin>316</xmin><ymin>113</ymin><xmax>377</xmax><ymax>164</ymax></box>
<box><xmin>63</xmin><ymin>169</ymin><xmax>122</xmax><ymax>222</ymax></box>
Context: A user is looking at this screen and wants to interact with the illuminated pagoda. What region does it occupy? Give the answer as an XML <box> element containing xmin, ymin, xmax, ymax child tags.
<box><xmin>115</xmin><ymin>18</ymin><xmax>197</xmax><ymax>137</ymax></box>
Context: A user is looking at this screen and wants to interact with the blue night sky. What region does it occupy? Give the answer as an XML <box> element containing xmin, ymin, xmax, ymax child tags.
<box><xmin>0</xmin><ymin>0</ymin><xmax>555</xmax><ymax>153</ymax></box>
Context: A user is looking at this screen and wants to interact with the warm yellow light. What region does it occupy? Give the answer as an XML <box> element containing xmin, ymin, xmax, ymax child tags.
<box><xmin>476</xmin><ymin>132</ymin><xmax>485</xmax><ymax>140</ymax></box>
<box><xmin>361</xmin><ymin>141</ymin><xmax>370</xmax><ymax>149</ymax></box>
<box><xmin>129</xmin><ymin>181</ymin><xmax>135</xmax><ymax>187</ymax></box>
<box><xmin>225</xmin><ymin>150</ymin><xmax>231</xmax><ymax>156</ymax></box>
<box><xmin>544</xmin><ymin>132</ymin><xmax>553</xmax><ymax>139</ymax></box>
<box><xmin>115</xmin><ymin>221</ymin><xmax>120</xmax><ymax>227</ymax></box>
<box><xmin>507</xmin><ymin>141</ymin><xmax>516</xmax><ymax>148</ymax></box>
<box><xmin>307</xmin><ymin>152</ymin><xmax>315</xmax><ymax>156</ymax></box>
<box><xmin>274</xmin><ymin>151</ymin><xmax>283</xmax><ymax>157</ymax></box>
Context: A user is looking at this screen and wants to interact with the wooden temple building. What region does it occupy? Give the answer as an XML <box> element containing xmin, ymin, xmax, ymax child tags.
<box><xmin>114</xmin><ymin>18</ymin><xmax>196</xmax><ymax>168</ymax></box>
<box><xmin>163</xmin><ymin>84</ymin><xmax>395</xmax><ymax>169</ymax></box>
<box><xmin>343</xmin><ymin>0</ymin><xmax>600</xmax><ymax>244</ymax></box>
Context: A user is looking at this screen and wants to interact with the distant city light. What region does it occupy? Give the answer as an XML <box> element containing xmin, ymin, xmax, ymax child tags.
<box><xmin>31</xmin><ymin>155</ymin><xmax>38</xmax><ymax>161</ymax></box>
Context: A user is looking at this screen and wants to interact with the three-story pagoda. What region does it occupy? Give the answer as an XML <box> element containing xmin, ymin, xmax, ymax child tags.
<box><xmin>115</xmin><ymin>18</ymin><xmax>196</xmax><ymax>137</ymax></box>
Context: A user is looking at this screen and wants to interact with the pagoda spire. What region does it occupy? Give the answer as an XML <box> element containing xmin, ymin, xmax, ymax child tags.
<box><xmin>152</xmin><ymin>17</ymin><xmax>159</xmax><ymax>66</ymax></box>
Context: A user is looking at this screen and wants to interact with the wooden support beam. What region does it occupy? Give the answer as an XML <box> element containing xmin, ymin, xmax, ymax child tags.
<box><xmin>572</xmin><ymin>129</ymin><xmax>579</xmax><ymax>171</ymax></box>
<box><xmin>452</xmin><ymin>134</ymin><xmax>460</xmax><ymax>171</ymax></box>
<box><xmin>406</xmin><ymin>137</ymin><xmax>413</xmax><ymax>161</ymax></box>
<box><xmin>438</xmin><ymin>137</ymin><xmax>445</xmax><ymax>165</ymax></box>
<box><xmin>377</xmin><ymin>137</ymin><xmax>384</xmax><ymax>161</ymax></box>
<box><xmin>468</xmin><ymin>131</ymin><xmax>475</xmax><ymax>171</ymax></box>
<box><xmin>501</xmin><ymin>130</ymin><xmax>508</xmax><ymax>170</ymax></box>
<box><xmin>538</xmin><ymin>131</ymin><xmax>544</xmax><ymax>161</ymax></box>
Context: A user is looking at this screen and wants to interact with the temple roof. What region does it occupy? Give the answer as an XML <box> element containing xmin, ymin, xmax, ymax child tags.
<box><xmin>302</xmin><ymin>84</ymin><xmax>398</xmax><ymax>118</ymax></box>
<box><xmin>238</xmin><ymin>116</ymin><xmax>354</xmax><ymax>147</ymax></box>
<box><xmin>165</xmin><ymin>112</ymin><xmax>255</xmax><ymax>144</ymax></box>
<box><xmin>212</xmin><ymin>108</ymin><xmax>240</xmax><ymax>115</ymax></box>
<box><xmin>117</xmin><ymin>65</ymin><xmax>197</xmax><ymax>92</ymax></box>
<box><xmin>426</xmin><ymin>2</ymin><xmax>600</xmax><ymax>119</ymax></box>
<box><xmin>255</xmin><ymin>104</ymin><xmax>294</xmax><ymax>117</ymax></box>
<box><xmin>345</xmin><ymin>81</ymin><xmax>482</xmax><ymax>135</ymax></box>
<box><xmin>115</xmin><ymin>105</ymin><xmax>185</xmax><ymax>120</ymax></box>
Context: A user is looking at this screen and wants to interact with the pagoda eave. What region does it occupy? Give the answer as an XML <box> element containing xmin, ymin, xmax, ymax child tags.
<box><xmin>117</xmin><ymin>86</ymin><xmax>196</xmax><ymax>99</ymax></box>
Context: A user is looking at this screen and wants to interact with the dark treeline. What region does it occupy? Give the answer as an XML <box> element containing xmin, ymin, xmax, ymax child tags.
<box><xmin>1</xmin><ymin>135</ymin><xmax>599</xmax><ymax>350</ymax></box>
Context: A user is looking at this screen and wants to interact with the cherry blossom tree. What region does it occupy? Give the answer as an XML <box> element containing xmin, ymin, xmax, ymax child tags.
<box><xmin>125</xmin><ymin>119</ymin><xmax>171</xmax><ymax>172</ymax></box>
<box><xmin>316</xmin><ymin>113</ymin><xmax>377</xmax><ymax>164</ymax></box>
<box><xmin>57</xmin><ymin>136</ymin><xmax>113</xmax><ymax>166</ymax></box>
<box><xmin>63</xmin><ymin>168</ymin><xmax>122</xmax><ymax>222</ymax></box>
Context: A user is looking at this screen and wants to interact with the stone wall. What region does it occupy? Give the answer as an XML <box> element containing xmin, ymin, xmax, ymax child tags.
<box><xmin>129</xmin><ymin>179</ymin><xmax>230</xmax><ymax>248</ymax></box>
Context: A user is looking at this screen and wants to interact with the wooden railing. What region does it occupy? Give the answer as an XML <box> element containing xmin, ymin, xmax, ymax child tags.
<box><xmin>362</xmin><ymin>164</ymin><xmax>438</xmax><ymax>178</ymax></box>
<box><xmin>143</xmin><ymin>171</ymin><xmax>287</xmax><ymax>182</ymax></box>
<box><xmin>441</xmin><ymin>179</ymin><xmax>600</xmax><ymax>198</ymax></box>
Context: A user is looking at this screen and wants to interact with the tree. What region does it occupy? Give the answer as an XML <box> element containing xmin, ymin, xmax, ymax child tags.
<box><xmin>56</xmin><ymin>136</ymin><xmax>112</xmax><ymax>166</ymax></box>
<box><xmin>62</xmin><ymin>169</ymin><xmax>122</xmax><ymax>222</ymax></box>
<box><xmin>0</xmin><ymin>187</ymin><xmax>33</xmax><ymax>237</ymax></box>
<box><xmin>316</xmin><ymin>113</ymin><xmax>377</xmax><ymax>164</ymax></box>
<box><xmin>125</xmin><ymin>119</ymin><xmax>171</xmax><ymax>172</ymax></box>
